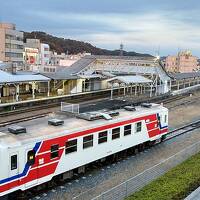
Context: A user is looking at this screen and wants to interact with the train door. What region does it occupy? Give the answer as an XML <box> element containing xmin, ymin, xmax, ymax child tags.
<box><xmin>25</xmin><ymin>149</ymin><xmax>38</xmax><ymax>188</ymax></box>
<box><xmin>9</xmin><ymin>152</ymin><xmax>19</xmax><ymax>188</ymax></box>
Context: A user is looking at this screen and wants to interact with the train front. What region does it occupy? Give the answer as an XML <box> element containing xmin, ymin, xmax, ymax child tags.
<box><xmin>0</xmin><ymin>141</ymin><xmax>11</xmax><ymax>197</ymax></box>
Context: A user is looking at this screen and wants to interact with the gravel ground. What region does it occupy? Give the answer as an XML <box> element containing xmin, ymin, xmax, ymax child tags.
<box><xmin>29</xmin><ymin>92</ymin><xmax>200</xmax><ymax>200</ymax></box>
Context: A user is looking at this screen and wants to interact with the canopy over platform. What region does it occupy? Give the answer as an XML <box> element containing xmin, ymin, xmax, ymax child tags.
<box><xmin>0</xmin><ymin>70</ymin><xmax>50</xmax><ymax>84</ymax></box>
<box><xmin>171</xmin><ymin>72</ymin><xmax>200</xmax><ymax>80</ymax></box>
<box><xmin>107</xmin><ymin>75</ymin><xmax>152</xmax><ymax>85</ymax></box>
<box><xmin>107</xmin><ymin>75</ymin><xmax>153</xmax><ymax>100</ymax></box>
<box><xmin>0</xmin><ymin>70</ymin><xmax>50</xmax><ymax>102</ymax></box>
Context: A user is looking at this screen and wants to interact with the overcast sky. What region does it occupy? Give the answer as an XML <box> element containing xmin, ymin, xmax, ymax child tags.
<box><xmin>1</xmin><ymin>0</ymin><xmax>200</xmax><ymax>56</ymax></box>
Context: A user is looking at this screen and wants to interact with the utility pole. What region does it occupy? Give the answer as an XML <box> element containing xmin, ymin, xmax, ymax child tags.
<box><xmin>120</xmin><ymin>43</ymin><xmax>124</xmax><ymax>56</ymax></box>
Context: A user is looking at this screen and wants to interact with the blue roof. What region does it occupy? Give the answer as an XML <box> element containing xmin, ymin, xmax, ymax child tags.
<box><xmin>0</xmin><ymin>70</ymin><xmax>50</xmax><ymax>84</ymax></box>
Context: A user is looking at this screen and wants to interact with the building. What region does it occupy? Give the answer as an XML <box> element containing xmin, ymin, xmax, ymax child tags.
<box><xmin>0</xmin><ymin>23</ymin><xmax>24</xmax><ymax>65</ymax></box>
<box><xmin>25</xmin><ymin>39</ymin><xmax>50</xmax><ymax>65</ymax></box>
<box><xmin>49</xmin><ymin>52</ymin><xmax>91</xmax><ymax>66</ymax></box>
<box><xmin>165</xmin><ymin>51</ymin><xmax>198</xmax><ymax>73</ymax></box>
<box><xmin>23</xmin><ymin>47</ymin><xmax>40</xmax><ymax>65</ymax></box>
<box><xmin>41</xmin><ymin>43</ymin><xmax>50</xmax><ymax>65</ymax></box>
<box><xmin>25</xmin><ymin>38</ymin><xmax>41</xmax><ymax>50</ymax></box>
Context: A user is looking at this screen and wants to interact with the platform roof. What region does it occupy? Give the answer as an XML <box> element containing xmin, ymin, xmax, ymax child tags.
<box><xmin>44</xmin><ymin>56</ymin><xmax>96</xmax><ymax>80</ymax></box>
<box><xmin>78</xmin><ymin>74</ymin><xmax>103</xmax><ymax>79</ymax></box>
<box><xmin>0</xmin><ymin>70</ymin><xmax>50</xmax><ymax>84</ymax></box>
<box><xmin>171</xmin><ymin>72</ymin><xmax>200</xmax><ymax>80</ymax></box>
<box><xmin>107</xmin><ymin>75</ymin><xmax>152</xmax><ymax>84</ymax></box>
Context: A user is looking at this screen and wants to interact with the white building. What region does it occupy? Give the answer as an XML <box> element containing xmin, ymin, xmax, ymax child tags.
<box><xmin>40</xmin><ymin>43</ymin><xmax>50</xmax><ymax>65</ymax></box>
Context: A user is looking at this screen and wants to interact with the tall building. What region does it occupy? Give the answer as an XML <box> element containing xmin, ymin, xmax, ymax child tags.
<box><xmin>165</xmin><ymin>51</ymin><xmax>198</xmax><ymax>73</ymax></box>
<box><xmin>40</xmin><ymin>43</ymin><xmax>50</xmax><ymax>65</ymax></box>
<box><xmin>0</xmin><ymin>23</ymin><xmax>24</xmax><ymax>65</ymax></box>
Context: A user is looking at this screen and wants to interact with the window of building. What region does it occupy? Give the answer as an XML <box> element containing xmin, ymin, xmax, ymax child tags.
<box><xmin>51</xmin><ymin>144</ymin><xmax>59</xmax><ymax>159</ymax></box>
<box><xmin>5</xmin><ymin>52</ymin><xmax>23</xmax><ymax>58</ymax></box>
<box><xmin>164</xmin><ymin>115</ymin><xmax>167</xmax><ymax>123</ymax></box>
<box><xmin>112</xmin><ymin>127</ymin><xmax>120</xmax><ymax>140</ymax></box>
<box><xmin>11</xmin><ymin>155</ymin><xmax>17</xmax><ymax>170</ymax></box>
<box><xmin>98</xmin><ymin>131</ymin><xmax>108</xmax><ymax>144</ymax></box>
<box><xmin>27</xmin><ymin>150</ymin><xmax>35</xmax><ymax>166</ymax></box>
<box><xmin>5</xmin><ymin>34</ymin><xmax>23</xmax><ymax>41</ymax></box>
<box><xmin>83</xmin><ymin>135</ymin><xmax>93</xmax><ymax>149</ymax></box>
<box><xmin>124</xmin><ymin>124</ymin><xmax>132</xmax><ymax>136</ymax></box>
<box><xmin>135</xmin><ymin>122</ymin><xmax>142</xmax><ymax>133</ymax></box>
<box><xmin>65</xmin><ymin>139</ymin><xmax>77</xmax><ymax>154</ymax></box>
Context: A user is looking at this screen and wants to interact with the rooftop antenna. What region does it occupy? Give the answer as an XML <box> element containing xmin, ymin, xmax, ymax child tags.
<box><xmin>120</xmin><ymin>43</ymin><xmax>124</xmax><ymax>56</ymax></box>
<box><xmin>155</xmin><ymin>45</ymin><xmax>160</xmax><ymax>60</ymax></box>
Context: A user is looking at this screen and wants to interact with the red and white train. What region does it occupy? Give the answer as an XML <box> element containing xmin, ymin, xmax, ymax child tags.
<box><xmin>0</xmin><ymin>103</ymin><xmax>168</xmax><ymax>198</ymax></box>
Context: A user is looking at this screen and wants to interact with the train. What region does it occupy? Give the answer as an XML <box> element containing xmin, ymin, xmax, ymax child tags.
<box><xmin>0</xmin><ymin>103</ymin><xmax>168</xmax><ymax>198</ymax></box>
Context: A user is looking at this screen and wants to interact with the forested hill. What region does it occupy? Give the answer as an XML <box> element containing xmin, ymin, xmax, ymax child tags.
<box><xmin>24</xmin><ymin>31</ymin><xmax>153</xmax><ymax>57</ymax></box>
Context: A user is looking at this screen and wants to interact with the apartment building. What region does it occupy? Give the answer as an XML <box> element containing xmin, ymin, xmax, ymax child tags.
<box><xmin>0</xmin><ymin>23</ymin><xmax>24</xmax><ymax>65</ymax></box>
<box><xmin>165</xmin><ymin>51</ymin><xmax>198</xmax><ymax>73</ymax></box>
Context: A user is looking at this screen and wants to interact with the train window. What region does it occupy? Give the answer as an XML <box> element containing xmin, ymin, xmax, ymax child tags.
<box><xmin>51</xmin><ymin>144</ymin><xmax>59</xmax><ymax>159</ymax></box>
<box><xmin>124</xmin><ymin>125</ymin><xmax>132</xmax><ymax>136</ymax></box>
<box><xmin>164</xmin><ymin>115</ymin><xmax>167</xmax><ymax>123</ymax></box>
<box><xmin>83</xmin><ymin>135</ymin><xmax>93</xmax><ymax>149</ymax></box>
<box><xmin>65</xmin><ymin>139</ymin><xmax>77</xmax><ymax>154</ymax></box>
<box><xmin>98</xmin><ymin>131</ymin><xmax>108</xmax><ymax>144</ymax></box>
<box><xmin>11</xmin><ymin>155</ymin><xmax>17</xmax><ymax>170</ymax></box>
<box><xmin>27</xmin><ymin>150</ymin><xmax>35</xmax><ymax>166</ymax></box>
<box><xmin>112</xmin><ymin>127</ymin><xmax>120</xmax><ymax>140</ymax></box>
<box><xmin>136</xmin><ymin>122</ymin><xmax>142</xmax><ymax>133</ymax></box>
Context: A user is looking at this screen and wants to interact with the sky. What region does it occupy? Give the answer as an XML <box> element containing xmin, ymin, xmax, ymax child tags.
<box><xmin>0</xmin><ymin>0</ymin><xmax>200</xmax><ymax>57</ymax></box>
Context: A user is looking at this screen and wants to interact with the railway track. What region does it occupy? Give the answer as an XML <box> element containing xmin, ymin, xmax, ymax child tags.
<box><xmin>167</xmin><ymin>96</ymin><xmax>200</xmax><ymax>110</ymax></box>
<box><xmin>0</xmin><ymin>92</ymin><xmax>187</xmax><ymax>118</ymax></box>
<box><xmin>0</xmin><ymin>112</ymin><xmax>51</xmax><ymax>127</ymax></box>
<box><xmin>0</xmin><ymin>94</ymin><xmax>189</xmax><ymax>127</ymax></box>
<box><xmin>165</xmin><ymin>119</ymin><xmax>200</xmax><ymax>140</ymax></box>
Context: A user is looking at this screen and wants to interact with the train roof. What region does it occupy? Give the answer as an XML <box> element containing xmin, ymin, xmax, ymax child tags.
<box><xmin>0</xmin><ymin>103</ymin><xmax>168</xmax><ymax>148</ymax></box>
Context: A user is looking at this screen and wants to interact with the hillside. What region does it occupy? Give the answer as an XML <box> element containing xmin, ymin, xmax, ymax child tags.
<box><xmin>24</xmin><ymin>31</ymin><xmax>153</xmax><ymax>57</ymax></box>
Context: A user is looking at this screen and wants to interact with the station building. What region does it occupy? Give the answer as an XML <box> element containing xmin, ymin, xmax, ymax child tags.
<box><xmin>43</xmin><ymin>55</ymin><xmax>172</xmax><ymax>96</ymax></box>
<box><xmin>1</xmin><ymin>55</ymin><xmax>200</xmax><ymax>104</ymax></box>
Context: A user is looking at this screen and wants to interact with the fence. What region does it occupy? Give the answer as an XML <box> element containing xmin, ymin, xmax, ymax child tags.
<box><xmin>73</xmin><ymin>140</ymin><xmax>200</xmax><ymax>200</ymax></box>
<box><xmin>61</xmin><ymin>102</ymin><xmax>80</xmax><ymax>114</ymax></box>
